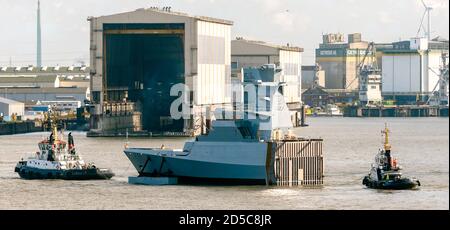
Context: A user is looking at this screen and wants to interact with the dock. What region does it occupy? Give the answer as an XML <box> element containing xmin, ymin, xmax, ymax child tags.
<box><xmin>0</xmin><ymin>121</ymin><xmax>44</xmax><ymax>136</ymax></box>
<box><xmin>344</xmin><ymin>106</ymin><xmax>449</xmax><ymax>117</ymax></box>
<box><xmin>270</xmin><ymin>139</ymin><xmax>324</xmax><ymax>186</ymax></box>
<box><xmin>87</xmin><ymin>131</ymin><xmax>192</xmax><ymax>138</ymax></box>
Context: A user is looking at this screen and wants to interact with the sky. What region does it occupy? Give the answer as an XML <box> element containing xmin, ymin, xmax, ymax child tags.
<box><xmin>0</xmin><ymin>0</ymin><xmax>448</xmax><ymax>67</ymax></box>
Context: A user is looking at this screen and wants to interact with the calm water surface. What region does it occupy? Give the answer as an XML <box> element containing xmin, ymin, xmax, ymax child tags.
<box><xmin>0</xmin><ymin>118</ymin><xmax>448</xmax><ymax>210</ymax></box>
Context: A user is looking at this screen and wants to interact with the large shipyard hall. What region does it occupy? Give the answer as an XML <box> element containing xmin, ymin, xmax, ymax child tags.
<box><xmin>88</xmin><ymin>8</ymin><xmax>233</xmax><ymax>136</ymax></box>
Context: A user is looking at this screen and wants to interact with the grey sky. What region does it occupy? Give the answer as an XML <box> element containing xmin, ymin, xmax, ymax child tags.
<box><xmin>0</xmin><ymin>0</ymin><xmax>448</xmax><ymax>66</ymax></box>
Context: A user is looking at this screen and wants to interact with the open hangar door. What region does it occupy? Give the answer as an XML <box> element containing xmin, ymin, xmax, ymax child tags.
<box><xmin>104</xmin><ymin>24</ymin><xmax>185</xmax><ymax>133</ymax></box>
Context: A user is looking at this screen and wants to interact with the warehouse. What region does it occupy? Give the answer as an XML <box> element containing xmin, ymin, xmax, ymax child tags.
<box><xmin>88</xmin><ymin>7</ymin><xmax>233</xmax><ymax>135</ymax></box>
<box><xmin>0</xmin><ymin>87</ymin><xmax>89</xmax><ymax>106</ymax></box>
<box><xmin>381</xmin><ymin>37</ymin><xmax>449</xmax><ymax>105</ymax></box>
<box><xmin>301</xmin><ymin>65</ymin><xmax>325</xmax><ymax>89</ymax></box>
<box><xmin>0</xmin><ymin>66</ymin><xmax>90</xmax><ymax>89</ymax></box>
<box><xmin>0</xmin><ymin>75</ymin><xmax>59</xmax><ymax>88</ymax></box>
<box><xmin>231</xmin><ymin>38</ymin><xmax>303</xmax><ymax>106</ymax></box>
<box><xmin>0</xmin><ymin>66</ymin><xmax>89</xmax><ymax>78</ymax></box>
<box><xmin>0</xmin><ymin>97</ymin><xmax>24</xmax><ymax>117</ymax></box>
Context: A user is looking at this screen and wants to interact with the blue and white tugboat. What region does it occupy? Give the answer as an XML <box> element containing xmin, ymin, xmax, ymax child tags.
<box><xmin>362</xmin><ymin>124</ymin><xmax>420</xmax><ymax>190</ymax></box>
<box><xmin>14</xmin><ymin>118</ymin><xmax>114</xmax><ymax>180</ymax></box>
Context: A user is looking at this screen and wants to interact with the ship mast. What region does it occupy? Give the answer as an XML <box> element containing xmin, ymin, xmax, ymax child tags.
<box><xmin>382</xmin><ymin>123</ymin><xmax>391</xmax><ymax>151</ymax></box>
<box><xmin>49</xmin><ymin>109</ymin><xmax>58</xmax><ymax>142</ymax></box>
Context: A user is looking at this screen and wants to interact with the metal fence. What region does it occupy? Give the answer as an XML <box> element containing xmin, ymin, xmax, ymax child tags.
<box><xmin>271</xmin><ymin>139</ymin><xmax>324</xmax><ymax>186</ymax></box>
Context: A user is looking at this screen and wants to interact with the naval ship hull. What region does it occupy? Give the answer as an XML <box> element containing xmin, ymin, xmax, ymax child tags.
<box><xmin>15</xmin><ymin>162</ymin><xmax>114</xmax><ymax>180</ymax></box>
<box><xmin>124</xmin><ymin>142</ymin><xmax>273</xmax><ymax>185</ymax></box>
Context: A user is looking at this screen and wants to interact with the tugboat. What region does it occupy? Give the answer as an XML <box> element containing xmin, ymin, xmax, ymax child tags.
<box><xmin>14</xmin><ymin>114</ymin><xmax>114</xmax><ymax>180</ymax></box>
<box><xmin>362</xmin><ymin>124</ymin><xmax>420</xmax><ymax>190</ymax></box>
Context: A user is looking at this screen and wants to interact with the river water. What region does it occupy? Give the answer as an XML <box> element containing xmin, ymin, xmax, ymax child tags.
<box><xmin>0</xmin><ymin>118</ymin><xmax>448</xmax><ymax>210</ymax></box>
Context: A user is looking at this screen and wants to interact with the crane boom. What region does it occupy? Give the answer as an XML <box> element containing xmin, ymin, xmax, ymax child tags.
<box><xmin>345</xmin><ymin>42</ymin><xmax>375</xmax><ymax>90</ymax></box>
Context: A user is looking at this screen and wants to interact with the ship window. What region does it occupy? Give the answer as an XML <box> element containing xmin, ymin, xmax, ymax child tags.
<box><xmin>231</xmin><ymin>62</ymin><xmax>239</xmax><ymax>70</ymax></box>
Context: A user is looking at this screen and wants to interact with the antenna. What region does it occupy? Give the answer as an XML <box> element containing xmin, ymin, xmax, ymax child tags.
<box><xmin>124</xmin><ymin>128</ymin><xmax>130</xmax><ymax>149</ymax></box>
<box><xmin>382</xmin><ymin>123</ymin><xmax>391</xmax><ymax>151</ymax></box>
<box><xmin>416</xmin><ymin>0</ymin><xmax>433</xmax><ymax>41</ymax></box>
<box><xmin>37</xmin><ymin>0</ymin><xmax>42</xmax><ymax>67</ymax></box>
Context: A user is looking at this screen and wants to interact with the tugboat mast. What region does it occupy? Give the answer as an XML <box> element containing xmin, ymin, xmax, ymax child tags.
<box><xmin>383</xmin><ymin>123</ymin><xmax>391</xmax><ymax>151</ymax></box>
<box><xmin>49</xmin><ymin>110</ymin><xmax>59</xmax><ymax>142</ymax></box>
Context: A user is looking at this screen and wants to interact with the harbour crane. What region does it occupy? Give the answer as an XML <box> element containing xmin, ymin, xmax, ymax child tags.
<box><xmin>345</xmin><ymin>42</ymin><xmax>377</xmax><ymax>91</ymax></box>
<box><xmin>426</xmin><ymin>52</ymin><xmax>449</xmax><ymax>106</ymax></box>
<box><xmin>345</xmin><ymin>42</ymin><xmax>383</xmax><ymax>106</ymax></box>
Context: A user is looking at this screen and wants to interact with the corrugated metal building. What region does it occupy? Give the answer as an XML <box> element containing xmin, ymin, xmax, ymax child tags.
<box><xmin>0</xmin><ymin>87</ymin><xmax>89</xmax><ymax>105</ymax></box>
<box><xmin>381</xmin><ymin>37</ymin><xmax>449</xmax><ymax>105</ymax></box>
<box><xmin>0</xmin><ymin>75</ymin><xmax>59</xmax><ymax>88</ymax></box>
<box><xmin>0</xmin><ymin>66</ymin><xmax>90</xmax><ymax>89</ymax></box>
<box><xmin>88</xmin><ymin>8</ymin><xmax>233</xmax><ymax>135</ymax></box>
<box><xmin>301</xmin><ymin>65</ymin><xmax>325</xmax><ymax>89</ymax></box>
<box><xmin>0</xmin><ymin>66</ymin><xmax>90</xmax><ymax>77</ymax></box>
<box><xmin>0</xmin><ymin>97</ymin><xmax>24</xmax><ymax>116</ymax></box>
<box><xmin>231</xmin><ymin>38</ymin><xmax>303</xmax><ymax>105</ymax></box>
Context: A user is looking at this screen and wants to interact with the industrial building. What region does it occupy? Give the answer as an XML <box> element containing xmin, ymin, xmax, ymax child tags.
<box><xmin>301</xmin><ymin>65</ymin><xmax>325</xmax><ymax>89</ymax></box>
<box><xmin>0</xmin><ymin>66</ymin><xmax>90</xmax><ymax>112</ymax></box>
<box><xmin>0</xmin><ymin>66</ymin><xmax>90</xmax><ymax>89</ymax></box>
<box><xmin>231</xmin><ymin>38</ymin><xmax>303</xmax><ymax>106</ymax></box>
<box><xmin>0</xmin><ymin>66</ymin><xmax>90</xmax><ymax>77</ymax></box>
<box><xmin>316</xmin><ymin>33</ymin><xmax>375</xmax><ymax>90</ymax></box>
<box><xmin>302</xmin><ymin>87</ymin><xmax>358</xmax><ymax>108</ymax></box>
<box><xmin>0</xmin><ymin>75</ymin><xmax>59</xmax><ymax>88</ymax></box>
<box><xmin>0</xmin><ymin>97</ymin><xmax>25</xmax><ymax>117</ymax></box>
<box><xmin>358</xmin><ymin>68</ymin><xmax>382</xmax><ymax>106</ymax></box>
<box><xmin>88</xmin><ymin>8</ymin><xmax>233</xmax><ymax>135</ymax></box>
<box><xmin>0</xmin><ymin>87</ymin><xmax>89</xmax><ymax>107</ymax></box>
<box><xmin>381</xmin><ymin>37</ymin><xmax>449</xmax><ymax>105</ymax></box>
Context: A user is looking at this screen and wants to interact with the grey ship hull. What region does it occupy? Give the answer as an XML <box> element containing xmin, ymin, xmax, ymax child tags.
<box><xmin>124</xmin><ymin>141</ymin><xmax>273</xmax><ymax>185</ymax></box>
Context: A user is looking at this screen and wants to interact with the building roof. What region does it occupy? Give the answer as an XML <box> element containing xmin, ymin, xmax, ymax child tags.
<box><xmin>0</xmin><ymin>75</ymin><xmax>58</xmax><ymax>84</ymax></box>
<box><xmin>0</xmin><ymin>66</ymin><xmax>90</xmax><ymax>74</ymax></box>
<box><xmin>302</xmin><ymin>66</ymin><xmax>318</xmax><ymax>71</ymax></box>
<box><xmin>93</xmin><ymin>7</ymin><xmax>233</xmax><ymax>26</ymax></box>
<box><xmin>384</xmin><ymin>37</ymin><xmax>449</xmax><ymax>53</ymax></box>
<box><xmin>302</xmin><ymin>86</ymin><xmax>329</xmax><ymax>96</ymax></box>
<box><xmin>0</xmin><ymin>96</ymin><xmax>23</xmax><ymax>105</ymax></box>
<box><xmin>432</xmin><ymin>36</ymin><xmax>449</xmax><ymax>43</ymax></box>
<box><xmin>233</xmin><ymin>38</ymin><xmax>304</xmax><ymax>52</ymax></box>
<box><xmin>59</xmin><ymin>76</ymin><xmax>90</xmax><ymax>82</ymax></box>
<box><xmin>0</xmin><ymin>87</ymin><xmax>88</xmax><ymax>94</ymax></box>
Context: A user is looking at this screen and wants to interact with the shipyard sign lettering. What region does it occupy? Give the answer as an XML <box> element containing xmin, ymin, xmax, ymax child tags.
<box><xmin>346</xmin><ymin>50</ymin><xmax>373</xmax><ymax>56</ymax></box>
<box><xmin>319</xmin><ymin>50</ymin><xmax>337</xmax><ymax>56</ymax></box>
<box><xmin>179</xmin><ymin>214</ymin><xmax>272</xmax><ymax>228</ymax></box>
